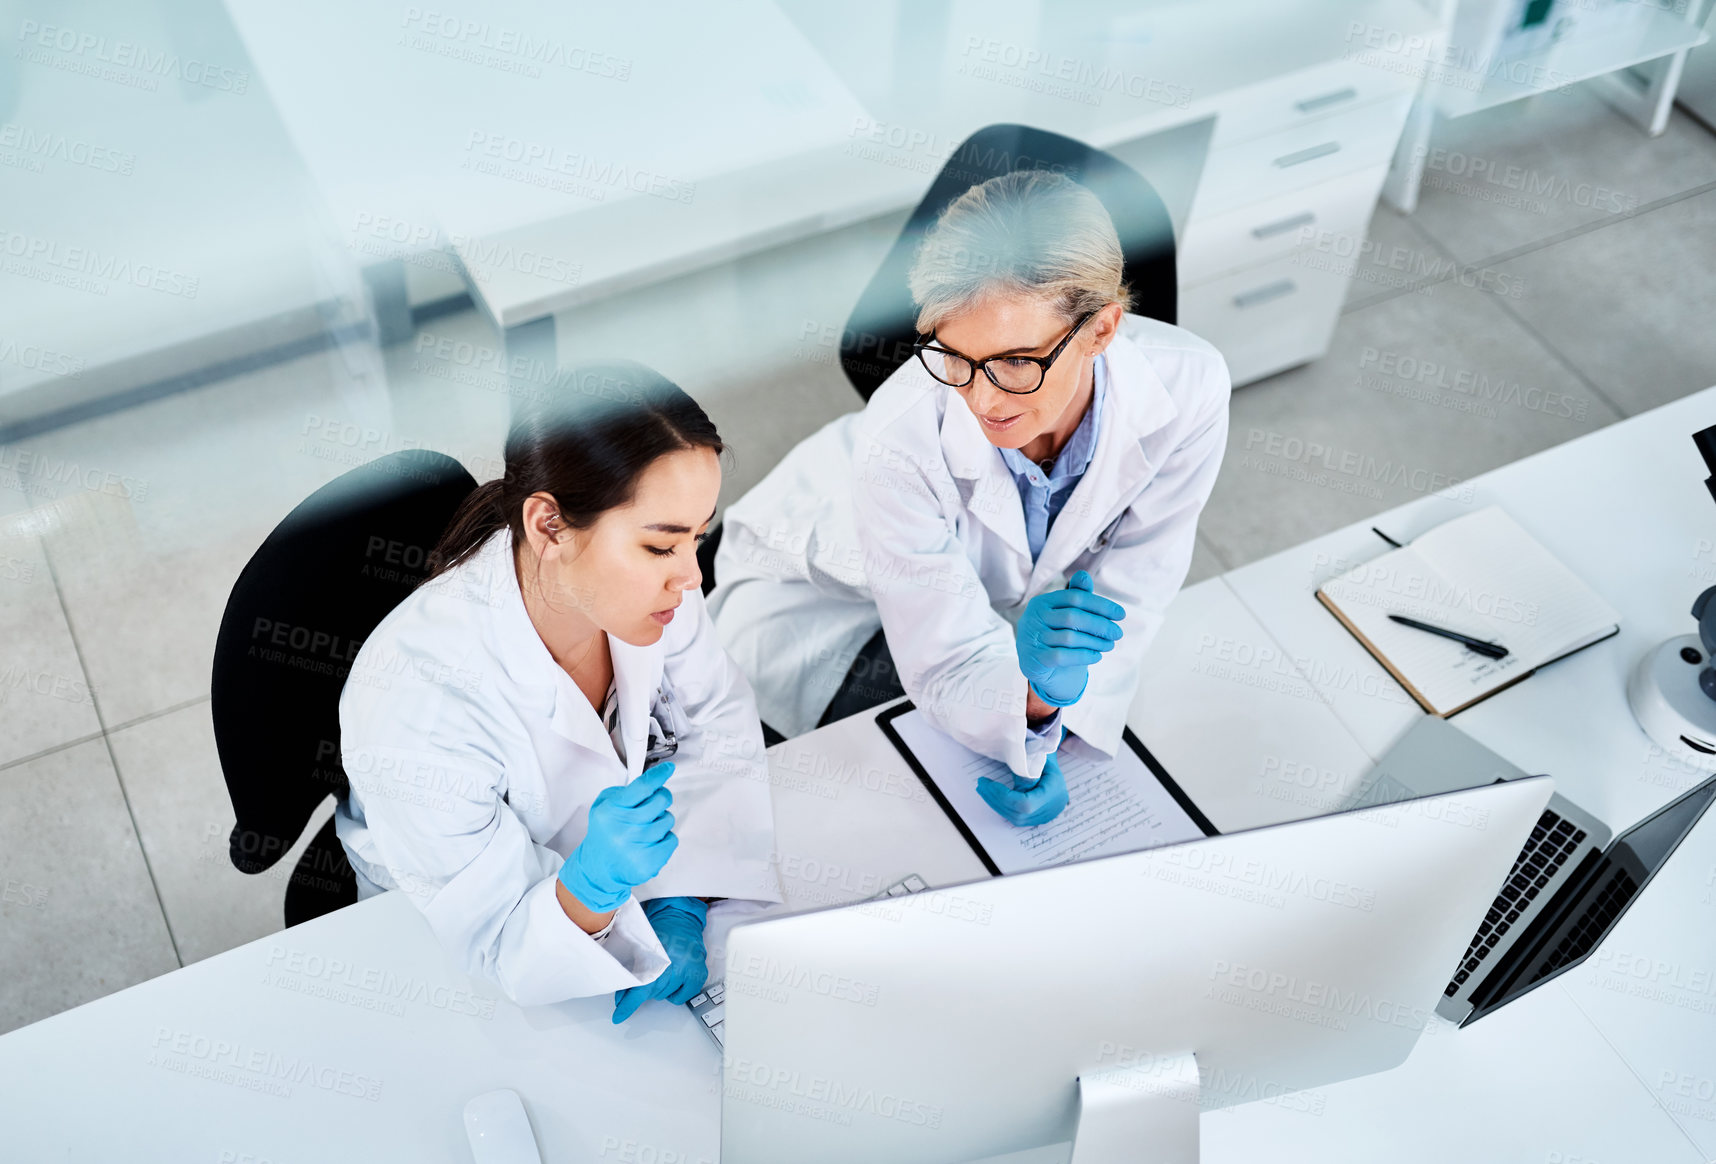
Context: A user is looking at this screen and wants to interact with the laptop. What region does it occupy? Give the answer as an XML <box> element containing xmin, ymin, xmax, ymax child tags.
<box><xmin>1349</xmin><ymin>717</ymin><xmax>1716</xmax><ymax>1026</ymax></box>
<box><xmin>687</xmin><ymin>873</ymin><xmax>930</xmax><ymax>1048</ymax></box>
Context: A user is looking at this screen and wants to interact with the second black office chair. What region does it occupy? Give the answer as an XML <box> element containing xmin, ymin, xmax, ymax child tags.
<box><xmin>210</xmin><ymin>449</ymin><xmax>477</xmax><ymax>925</ymax></box>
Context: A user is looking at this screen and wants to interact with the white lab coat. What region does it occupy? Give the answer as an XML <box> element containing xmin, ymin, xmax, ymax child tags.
<box><xmin>709</xmin><ymin>312</ymin><xmax>1230</xmax><ymax>778</ymax></box>
<box><xmin>334</xmin><ymin>527</ymin><xmax>781</xmax><ymax>1008</ymax></box>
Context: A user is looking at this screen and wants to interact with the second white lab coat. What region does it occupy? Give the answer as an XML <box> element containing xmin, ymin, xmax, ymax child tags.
<box><xmin>334</xmin><ymin>527</ymin><xmax>781</xmax><ymax>1008</ymax></box>
<box><xmin>709</xmin><ymin>312</ymin><xmax>1230</xmax><ymax>778</ymax></box>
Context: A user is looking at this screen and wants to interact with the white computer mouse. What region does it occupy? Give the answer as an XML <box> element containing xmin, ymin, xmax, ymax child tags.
<box><xmin>463</xmin><ymin>1088</ymin><xmax>543</xmax><ymax>1164</ymax></box>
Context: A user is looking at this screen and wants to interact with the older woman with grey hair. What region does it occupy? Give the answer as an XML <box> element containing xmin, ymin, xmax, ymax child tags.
<box><xmin>708</xmin><ymin>168</ymin><xmax>1231</xmax><ymax>826</ymax></box>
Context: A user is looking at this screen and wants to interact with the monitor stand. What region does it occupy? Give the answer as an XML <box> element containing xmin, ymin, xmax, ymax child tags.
<box><xmin>1069</xmin><ymin>1051</ymin><xmax>1200</xmax><ymax>1164</ymax></box>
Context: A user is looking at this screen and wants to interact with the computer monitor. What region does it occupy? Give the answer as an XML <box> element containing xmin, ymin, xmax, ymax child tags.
<box><xmin>719</xmin><ymin>777</ymin><xmax>1553</xmax><ymax>1163</ymax></box>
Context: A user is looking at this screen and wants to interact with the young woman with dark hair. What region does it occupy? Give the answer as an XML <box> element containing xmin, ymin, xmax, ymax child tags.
<box><xmin>334</xmin><ymin>360</ymin><xmax>779</xmax><ymax>1022</ymax></box>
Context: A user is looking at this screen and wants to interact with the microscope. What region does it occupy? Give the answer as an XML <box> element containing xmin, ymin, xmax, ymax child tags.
<box><xmin>1628</xmin><ymin>424</ymin><xmax>1716</xmax><ymax>764</ymax></box>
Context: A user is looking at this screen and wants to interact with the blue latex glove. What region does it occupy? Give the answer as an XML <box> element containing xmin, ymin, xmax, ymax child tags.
<box><xmin>1015</xmin><ymin>571</ymin><xmax>1126</xmax><ymax>707</ymax></box>
<box><xmin>613</xmin><ymin>896</ymin><xmax>710</xmax><ymax>1023</ymax></box>
<box><xmin>976</xmin><ymin>751</ymin><xmax>1070</xmax><ymax>827</ymax></box>
<box><xmin>557</xmin><ymin>762</ymin><xmax>678</xmax><ymax>913</ymax></box>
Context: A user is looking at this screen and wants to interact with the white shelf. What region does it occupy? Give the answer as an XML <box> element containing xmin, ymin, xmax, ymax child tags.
<box><xmin>1432</xmin><ymin>2</ymin><xmax>1709</xmax><ymax>118</ymax></box>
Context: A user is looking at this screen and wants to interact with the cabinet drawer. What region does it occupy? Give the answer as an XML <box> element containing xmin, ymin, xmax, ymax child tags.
<box><xmin>1179</xmin><ymin>246</ymin><xmax>1350</xmax><ymax>387</ymax></box>
<box><xmin>1209</xmin><ymin>54</ymin><xmax>1419</xmax><ymax>149</ymax></box>
<box><xmin>1195</xmin><ymin>91</ymin><xmax>1412</xmax><ymax>218</ymax></box>
<box><xmin>1180</xmin><ymin>161</ymin><xmax>1389</xmax><ymax>285</ymax></box>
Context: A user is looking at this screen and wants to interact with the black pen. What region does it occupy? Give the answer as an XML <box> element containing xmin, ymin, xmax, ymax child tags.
<box><xmin>1387</xmin><ymin>614</ymin><xmax>1509</xmax><ymax>659</ymax></box>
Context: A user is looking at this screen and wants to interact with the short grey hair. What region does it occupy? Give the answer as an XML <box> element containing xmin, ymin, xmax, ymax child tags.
<box><xmin>907</xmin><ymin>169</ymin><xmax>1133</xmax><ymax>335</ymax></box>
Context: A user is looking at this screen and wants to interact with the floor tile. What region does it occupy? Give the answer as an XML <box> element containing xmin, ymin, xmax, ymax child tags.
<box><xmin>40</xmin><ymin>507</ymin><xmax>273</xmax><ymax>731</ymax></box>
<box><xmin>1184</xmin><ymin>533</ymin><xmax>1227</xmax><ymax>586</ymax></box>
<box><xmin>22</xmin><ymin>342</ymin><xmax>404</xmax><ymax>728</ymax></box>
<box><xmin>1196</xmin><ymin>279</ymin><xmax>1624</xmax><ymax>568</ymax></box>
<box><xmin>1490</xmin><ymin>187</ymin><xmax>1716</xmax><ymax>416</ymax></box>
<box><xmin>1332</xmin><ymin>202</ymin><xmax>1459</xmax><ymax>314</ymax></box>
<box><xmin>107</xmin><ymin>700</ymin><xmax>337</xmax><ymax>966</ymax></box>
<box><xmin>1408</xmin><ymin>81</ymin><xmax>1716</xmax><ymax>266</ymax></box>
<box><xmin>0</xmin><ymin>522</ymin><xmax>101</xmax><ymax>766</ymax></box>
<box><xmin>0</xmin><ymin>738</ymin><xmax>179</xmax><ymax>1034</ymax></box>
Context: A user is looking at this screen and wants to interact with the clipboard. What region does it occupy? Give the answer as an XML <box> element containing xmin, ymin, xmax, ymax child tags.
<box><xmin>875</xmin><ymin>701</ymin><xmax>1218</xmax><ymax>876</ymax></box>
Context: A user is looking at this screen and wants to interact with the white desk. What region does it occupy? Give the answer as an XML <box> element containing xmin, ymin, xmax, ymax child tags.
<box><xmin>3</xmin><ymin>393</ymin><xmax>1711</xmax><ymax>1160</ymax></box>
<box><xmin>1224</xmin><ymin>383</ymin><xmax>1716</xmax><ymax>1157</ymax></box>
<box><xmin>220</xmin><ymin>0</ymin><xmax>1439</xmax><ymax>391</ymax></box>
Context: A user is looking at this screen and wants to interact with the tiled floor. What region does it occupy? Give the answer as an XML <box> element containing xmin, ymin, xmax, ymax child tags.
<box><xmin>2</xmin><ymin>83</ymin><xmax>1713</xmax><ymax>1035</ymax></box>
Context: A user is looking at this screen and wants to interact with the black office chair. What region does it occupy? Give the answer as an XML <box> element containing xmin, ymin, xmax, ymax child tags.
<box><xmin>840</xmin><ymin>122</ymin><xmax>1178</xmax><ymax>403</ymax></box>
<box><xmin>817</xmin><ymin>123</ymin><xmax>1181</xmax><ymax>723</ymax></box>
<box><xmin>211</xmin><ymin>449</ymin><xmax>477</xmax><ymax>926</ymax></box>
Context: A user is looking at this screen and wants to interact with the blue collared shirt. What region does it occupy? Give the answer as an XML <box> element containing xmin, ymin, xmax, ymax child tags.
<box><xmin>997</xmin><ymin>354</ymin><xmax>1108</xmax><ymax>561</ymax></box>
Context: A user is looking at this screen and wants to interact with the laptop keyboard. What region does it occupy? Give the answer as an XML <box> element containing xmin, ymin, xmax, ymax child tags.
<box><xmin>1536</xmin><ymin>867</ymin><xmax>1637</xmax><ymax>977</ymax></box>
<box><xmin>1445</xmin><ymin>809</ymin><xmax>1587</xmax><ymax>997</ymax></box>
<box><xmin>688</xmin><ymin>873</ymin><xmax>930</xmax><ymax>1047</ymax></box>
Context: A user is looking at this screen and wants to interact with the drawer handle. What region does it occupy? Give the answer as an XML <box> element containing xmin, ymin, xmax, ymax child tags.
<box><xmin>1233</xmin><ymin>279</ymin><xmax>1296</xmax><ymax>309</ymax></box>
<box><xmin>1294</xmin><ymin>87</ymin><xmax>1357</xmax><ymax>113</ymax></box>
<box><xmin>1273</xmin><ymin>141</ymin><xmax>1340</xmax><ymax>168</ymax></box>
<box><xmin>1251</xmin><ymin>211</ymin><xmax>1315</xmax><ymax>239</ymax></box>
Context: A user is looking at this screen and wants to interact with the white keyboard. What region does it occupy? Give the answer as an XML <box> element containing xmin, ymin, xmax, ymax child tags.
<box><xmin>687</xmin><ymin>873</ymin><xmax>929</xmax><ymax>1048</ymax></box>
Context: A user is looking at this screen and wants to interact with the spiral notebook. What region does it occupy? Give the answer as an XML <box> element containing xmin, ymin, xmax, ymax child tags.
<box><xmin>1315</xmin><ymin>507</ymin><xmax>1620</xmax><ymax>716</ymax></box>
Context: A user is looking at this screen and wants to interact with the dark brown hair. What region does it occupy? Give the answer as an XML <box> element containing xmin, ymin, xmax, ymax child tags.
<box><xmin>427</xmin><ymin>359</ymin><xmax>724</xmax><ymax>579</ymax></box>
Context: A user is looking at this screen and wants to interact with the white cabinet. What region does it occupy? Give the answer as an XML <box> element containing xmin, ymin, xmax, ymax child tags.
<box><xmin>1180</xmin><ymin>163</ymin><xmax>1394</xmax><ymax>285</ymax></box>
<box><xmin>1179</xmin><ymin>58</ymin><xmax>1425</xmax><ymax>386</ymax></box>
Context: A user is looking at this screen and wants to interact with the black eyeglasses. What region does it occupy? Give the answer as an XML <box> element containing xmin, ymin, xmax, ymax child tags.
<box><xmin>914</xmin><ymin>310</ymin><xmax>1096</xmax><ymax>395</ymax></box>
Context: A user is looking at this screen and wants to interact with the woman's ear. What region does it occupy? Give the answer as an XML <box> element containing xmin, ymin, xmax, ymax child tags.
<box><xmin>1088</xmin><ymin>302</ymin><xmax>1125</xmax><ymax>355</ymax></box>
<box><xmin>519</xmin><ymin>492</ymin><xmax>563</xmax><ymax>558</ymax></box>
